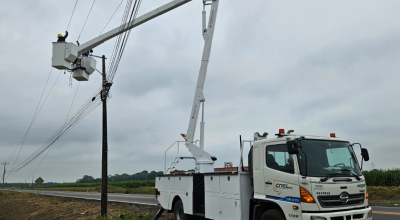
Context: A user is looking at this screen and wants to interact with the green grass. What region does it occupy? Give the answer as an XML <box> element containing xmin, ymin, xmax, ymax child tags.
<box><xmin>123</xmin><ymin>187</ymin><xmax>155</xmax><ymax>194</ymax></box>
<box><xmin>367</xmin><ymin>186</ymin><xmax>400</xmax><ymax>207</ymax></box>
<box><xmin>363</xmin><ymin>168</ymin><xmax>400</xmax><ymax>186</ymax></box>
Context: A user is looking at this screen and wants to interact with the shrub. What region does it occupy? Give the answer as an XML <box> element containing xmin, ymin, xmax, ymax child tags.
<box><xmin>363</xmin><ymin>168</ymin><xmax>400</xmax><ymax>186</ymax></box>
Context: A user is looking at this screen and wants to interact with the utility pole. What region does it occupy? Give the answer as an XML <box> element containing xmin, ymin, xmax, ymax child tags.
<box><xmin>100</xmin><ymin>55</ymin><xmax>111</xmax><ymax>217</ymax></box>
<box><xmin>2</xmin><ymin>161</ymin><xmax>9</xmax><ymax>190</ymax></box>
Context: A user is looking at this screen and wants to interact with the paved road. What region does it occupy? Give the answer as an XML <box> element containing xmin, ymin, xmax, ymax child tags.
<box><xmin>12</xmin><ymin>189</ymin><xmax>158</xmax><ymax>206</ymax></box>
<box><xmin>8</xmin><ymin>190</ymin><xmax>400</xmax><ymax>219</ymax></box>
<box><xmin>371</xmin><ymin>206</ymin><xmax>400</xmax><ymax>220</ymax></box>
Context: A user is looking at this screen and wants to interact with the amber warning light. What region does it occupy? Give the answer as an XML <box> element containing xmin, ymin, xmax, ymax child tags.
<box><xmin>279</xmin><ymin>129</ymin><xmax>285</xmax><ymax>134</ymax></box>
<box><xmin>300</xmin><ymin>187</ymin><xmax>315</xmax><ymax>203</ymax></box>
<box><xmin>330</xmin><ymin>133</ymin><xmax>336</xmax><ymax>137</ymax></box>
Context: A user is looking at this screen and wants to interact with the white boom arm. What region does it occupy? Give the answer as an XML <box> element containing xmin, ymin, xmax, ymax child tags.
<box><xmin>78</xmin><ymin>0</ymin><xmax>192</xmax><ymax>54</ymax></box>
<box><xmin>184</xmin><ymin>0</ymin><xmax>219</xmax><ymax>173</ymax></box>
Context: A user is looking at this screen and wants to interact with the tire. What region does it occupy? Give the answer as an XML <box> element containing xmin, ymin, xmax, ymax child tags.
<box><xmin>260</xmin><ymin>209</ymin><xmax>286</xmax><ymax>220</ymax></box>
<box><xmin>173</xmin><ymin>199</ymin><xmax>187</xmax><ymax>220</ymax></box>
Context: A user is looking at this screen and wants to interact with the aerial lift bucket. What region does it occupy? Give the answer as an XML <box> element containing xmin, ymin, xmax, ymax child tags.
<box><xmin>51</xmin><ymin>42</ymin><xmax>78</xmax><ymax>70</ymax></box>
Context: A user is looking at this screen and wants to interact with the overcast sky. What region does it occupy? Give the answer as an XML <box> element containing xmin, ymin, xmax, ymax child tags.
<box><xmin>1</xmin><ymin>0</ymin><xmax>399</xmax><ymax>183</ymax></box>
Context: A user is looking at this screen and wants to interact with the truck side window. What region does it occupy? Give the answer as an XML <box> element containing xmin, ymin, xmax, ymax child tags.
<box><xmin>266</xmin><ymin>144</ymin><xmax>294</xmax><ymax>174</ymax></box>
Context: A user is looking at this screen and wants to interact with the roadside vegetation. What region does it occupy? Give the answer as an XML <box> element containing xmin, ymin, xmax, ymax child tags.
<box><xmin>363</xmin><ymin>168</ymin><xmax>400</xmax><ymax>186</ymax></box>
<box><xmin>26</xmin><ymin>180</ymin><xmax>155</xmax><ymax>189</ymax></box>
<box><xmin>362</xmin><ymin>168</ymin><xmax>400</xmax><ymax>206</ymax></box>
<box><xmin>8</xmin><ymin>168</ymin><xmax>400</xmax><ymax>206</ymax></box>
<box><xmin>367</xmin><ymin>186</ymin><xmax>400</xmax><ymax>206</ymax></box>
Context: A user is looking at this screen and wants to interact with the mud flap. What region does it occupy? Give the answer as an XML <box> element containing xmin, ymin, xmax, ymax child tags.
<box><xmin>153</xmin><ymin>207</ymin><xmax>164</xmax><ymax>220</ymax></box>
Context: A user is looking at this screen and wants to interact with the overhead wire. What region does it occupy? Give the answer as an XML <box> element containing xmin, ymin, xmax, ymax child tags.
<box><xmin>24</xmin><ymin>81</ymin><xmax>81</xmax><ymax>181</ymax></box>
<box><xmin>15</xmin><ymin>88</ymin><xmax>102</xmax><ymax>171</ymax></box>
<box><xmin>7</xmin><ymin>0</ymin><xmax>99</xmax><ymax>176</ymax></box>
<box><xmin>108</xmin><ymin>0</ymin><xmax>142</xmax><ymax>83</ymax></box>
<box><xmin>77</xmin><ymin>0</ymin><xmax>96</xmax><ymax>41</ymax></box>
<box><xmin>8</xmin><ymin>0</ymin><xmax>98</xmax><ymax>178</ymax></box>
<box><xmin>65</xmin><ymin>82</ymin><xmax>81</xmax><ymax>123</ymax></box>
<box><xmin>99</xmin><ymin>0</ymin><xmax>124</xmax><ymax>35</ymax></box>
<box><xmin>6</xmin><ymin>70</ymin><xmax>63</xmax><ymax>180</ymax></box>
<box><xmin>8</xmin><ymin>0</ymin><xmax>143</xmax><ymax>177</ymax></box>
<box><xmin>6</xmin><ymin>67</ymin><xmax>53</xmax><ymax>163</ymax></box>
<box><xmin>10</xmin><ymin>87</ymin><xmax>103</xmax><ymax>174</ymax></box>
<box><xmin>108</xmin><ymin>1</ymin><xmax>138</xmax><ymax>82</ymax></box>
<box><xmin>25</xmin><ymin>143</ymin><xmax>53</xmax><ymax>182</ymax></box>
<box><xmin>107</xmin><ymin>0</ymin><xmax>134</xmax><ymax>80</ymax></box>
<box><xmin>66</xmin><ymin>0</ymin><xmax>79</xmax><ymax>31</ymax></box>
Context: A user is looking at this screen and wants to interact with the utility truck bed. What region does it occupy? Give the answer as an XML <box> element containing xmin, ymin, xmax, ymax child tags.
<box><xmin>156</xmin><ymin>171</ymin><xmax>252</xmax><ymax>220</ymax></box>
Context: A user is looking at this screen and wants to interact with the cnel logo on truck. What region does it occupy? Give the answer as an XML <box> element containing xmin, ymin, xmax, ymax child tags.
<box><xmin>273</xmin><ymin>181</ymin><xmax>293</xmax><ymax>195</ymax></box>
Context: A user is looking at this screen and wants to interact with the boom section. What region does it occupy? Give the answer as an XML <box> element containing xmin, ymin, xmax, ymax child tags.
<box><xmin>78</xmin><ymin>0</ymin><xmax>192</xmax><ymax>54</ymax></box>
<box><xmin>186</xmin><ymin>0</ymin><xmax>219</xmax><ymax>143</ymax></box>
<box><xmin>183</xmin><ymin>0</ymin><xmax>219</xmax><ymax>173</ymax></box>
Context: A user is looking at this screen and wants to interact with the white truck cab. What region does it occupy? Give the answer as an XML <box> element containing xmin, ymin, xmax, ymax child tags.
<box><xmin>249</xmin><ymin>130</ymin><xmax>372</xmax><ymax>220</ymax></box>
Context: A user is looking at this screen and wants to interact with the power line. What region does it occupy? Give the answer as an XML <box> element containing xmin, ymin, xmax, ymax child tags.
<box><xmin>7</xmin><ymin>67</ymin><xmax>54</xmax><ymax>162</ymax></box>
<box><xmin>65</xmin><ymin>82</ymin><xmax>80</xmax><ymax>123</ymax></box>
<box><xmin>66</xmin><ymin>0</ymin><xmax>79</xmax><ymax>31</ymax></box>
<box><xmin>107</xmin><ymin>0</ymin><xmax>134</xmax><ymax>80</ymax></box>
<box><xmin>99</xmin><ymin>0</ymin><xmax>124</xmax><ymax>35</ymax></box>
<box><xmin>25</xmin><ymin>81</ymin><xmax>81</xmax><ymax>181</ymax></box>
<box><xmin>77</xmin><ymin>0</ymin><xmax>96</xmax><ymax>41</ymax></box>
<box><xmin>6</xmin><ymin>71</ymin><xmax>66</xmax><ymax>178</ymax></box>
<box><xmin>108</xmin><ymin>0</ymin><xmax>142</xmax><ymax>83</ymax></box>
<box><xmin>9</xmin><ymin>87</ymin><xmax>103</xmax><ymax>174</ymax></box>
<box><xmin>7</xmin><ymin>69</ymin><xmax>60</xmax><ymax>177</ymax></box>
<box><xmin>7</xmin><ymin>0</ymin><xmax>143</xmax><ymax>179</ymax></box>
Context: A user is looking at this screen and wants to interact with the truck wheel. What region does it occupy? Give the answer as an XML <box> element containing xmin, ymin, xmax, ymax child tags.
<box><xmin>174</xmin><ymin>200</ymin><xmax>187</xmax><ymax>220</ymax></box>
<box><xmin>260</xmin><ymin>209</ymin><xmax>285</xmax><ymax>220</ymax></box>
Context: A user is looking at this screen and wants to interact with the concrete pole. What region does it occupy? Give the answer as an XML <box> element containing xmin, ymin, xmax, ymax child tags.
<box><xmin>100</xmin><ymin>55</ymin><xmax>108</xmax><ymax>217</ymax></box>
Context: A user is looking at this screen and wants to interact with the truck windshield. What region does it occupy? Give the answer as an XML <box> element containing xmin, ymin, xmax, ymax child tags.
<box><xmin>297</xmin><ymin>140</ymin><xmax>362</xmax><ymax>177</ymax></box>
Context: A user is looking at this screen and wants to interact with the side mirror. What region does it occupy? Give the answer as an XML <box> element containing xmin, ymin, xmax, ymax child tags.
<box><xmin>361</xmin><ymin>148</ymin><xmax>369</xmax><ymax>161</ymax></box>
<box><xmin>286</xmin><ymin>140</ymin><xmax>299</xmax><ymax>154</ymax></box>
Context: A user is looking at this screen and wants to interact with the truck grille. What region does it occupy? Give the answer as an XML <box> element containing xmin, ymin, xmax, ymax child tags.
<box><xmin>330</xmin><ymin>214</ymin><xmax>364</xmax><ymax>220</ymax></box>
<box><xmin>317</xmin><ymin>193</ymin><xmax>364</xmax><ymax>208</ymax></box>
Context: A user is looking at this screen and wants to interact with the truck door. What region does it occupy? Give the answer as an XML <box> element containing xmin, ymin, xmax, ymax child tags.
<box><xmin>263</xmin><ymin>144</ymin><xmax>300</xmax><ymax>204</ymax></box>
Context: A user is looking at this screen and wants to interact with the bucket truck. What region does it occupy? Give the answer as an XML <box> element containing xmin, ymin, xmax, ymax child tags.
<box><xmin>155</xmin><ymin>1</ymin><xmax>373</xmax><ymax>220</ymax></box>
<box><xmin>50</xmin><ymin>0</ymin><xmax>373</xmax><ymax>219</ymax></box>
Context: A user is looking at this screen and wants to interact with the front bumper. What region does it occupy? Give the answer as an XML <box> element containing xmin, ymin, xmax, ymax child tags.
<box><xmin>302</xmin><ymin>207</ymin><xmax>372</xmax><ymax>220</ymax></box>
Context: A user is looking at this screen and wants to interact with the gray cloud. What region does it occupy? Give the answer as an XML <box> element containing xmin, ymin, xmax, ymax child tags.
<box><xmin>1</xmin><ymin>0</ymin><xmax>400</xmax><ymax>182</ymax></box>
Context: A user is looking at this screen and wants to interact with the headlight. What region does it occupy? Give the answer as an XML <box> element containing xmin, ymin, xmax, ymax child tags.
<box><xmin>367</xmin><ymin>210</ymin><xmax>373</xmax><ymax>218</ymax></box>
<box><xmin>311</xmin><ymin>217</ymin><xmax>327</xmax><ymax>220</ymax></box>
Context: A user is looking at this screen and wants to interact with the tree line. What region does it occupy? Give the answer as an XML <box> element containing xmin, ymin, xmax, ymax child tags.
<box><xmin>76</xmin><ymin>170</ymin><xmax>164</xmax><ymax>183</ymax></box>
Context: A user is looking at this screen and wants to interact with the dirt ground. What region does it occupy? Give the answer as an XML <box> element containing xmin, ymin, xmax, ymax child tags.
<box><xmin>0</xmin><ymin>191</ymin><xmax>173</xmax><ymax>220</ymax></box>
